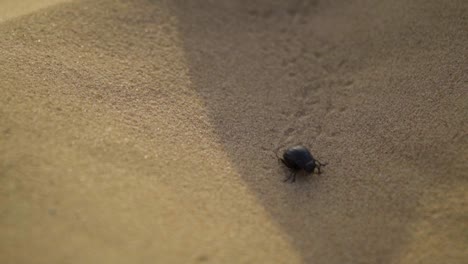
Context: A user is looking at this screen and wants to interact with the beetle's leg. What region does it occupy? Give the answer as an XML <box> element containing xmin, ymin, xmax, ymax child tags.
<box><xmin>283</xmin><ymin>171</ymin><xmax>295</xmax><ymax>182</ymax></box>
<box><xmin>275</xmin><ymin>152</ymin><xmax>288</xmax><ymax>166</ymax></box>
<box><xmin>280</xmin><ymin>159</ymin><xmax>289</xmax><ymax>167</ymax></box>
<box><xmin>283</xmin><ymin>173</ymin><xmax>292</xmax><ymax>182</ymax></box>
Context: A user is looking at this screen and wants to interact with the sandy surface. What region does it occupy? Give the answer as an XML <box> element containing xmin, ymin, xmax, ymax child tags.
<box><xmin>0</xmin><ymin>0</ymin><xmax>467</xmax><ymax>263</ymax></box>
<box><xmin>0</xmin><ymin>0</ymin><xmax>70</xmax><ymax>22</ymax></box>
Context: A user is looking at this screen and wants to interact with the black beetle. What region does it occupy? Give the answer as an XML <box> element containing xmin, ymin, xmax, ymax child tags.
<box><xmin>277</xmin><ymin>145</ymin><xmax>327</xmax><ymax>183</ymax></box>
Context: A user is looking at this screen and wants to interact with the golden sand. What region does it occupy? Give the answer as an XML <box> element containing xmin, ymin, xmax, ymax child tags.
<box><xmin>1</xmin><ymin>0</ymin><xmax>467</xmax><ymax>263</ymax></box>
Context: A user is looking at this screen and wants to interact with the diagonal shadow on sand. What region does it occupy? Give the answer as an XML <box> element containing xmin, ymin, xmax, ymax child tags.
<box><xmin>167</xmin><ymin>0</ymin><xmax>468</xmax><ymax>263</ymax></box>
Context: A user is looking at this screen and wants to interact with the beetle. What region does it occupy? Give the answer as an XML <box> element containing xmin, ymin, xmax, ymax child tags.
<box><xmin>277</xmin><ymin>145</ymin><xmax>327</xmax><ymax>183</ymax></box>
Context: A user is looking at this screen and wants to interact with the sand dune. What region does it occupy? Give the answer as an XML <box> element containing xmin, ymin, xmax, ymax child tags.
<box><xmin>1</xmin><ymin>0</ymin><xmax>467</xmax><ymax>263</ymax></box>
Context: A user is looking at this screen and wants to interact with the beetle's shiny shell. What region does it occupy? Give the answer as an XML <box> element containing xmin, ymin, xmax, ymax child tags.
<box><xmin>282</xmin><ymin>145</ymin><xmax>315</xmax><ymax>170</ymax></box>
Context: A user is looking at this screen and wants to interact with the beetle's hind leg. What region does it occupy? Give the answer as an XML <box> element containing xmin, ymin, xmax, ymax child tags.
<box><xmin>283</xmin><ymin>173</ymin><xmax>292</xmax><ymax>182</ymax></box>
<box><xmin>280</xmin><ymin>158</ymin><xmax>289</xmax><ymax>167</ymax></box>
<box><xmin>274</xmin><ymin>151</ymin><xmax>286</xmax><ymax>166</ymax></box>
<box><xmin>283</xmin><ymin>172</ymin><xmax>296</xmax><ymax>183</ymax></box>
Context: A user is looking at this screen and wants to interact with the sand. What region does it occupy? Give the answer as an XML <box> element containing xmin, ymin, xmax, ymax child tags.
<box><xmin>0</xmin><ymin>0</ymin><xmax>70</xmax><ymax>22</ymax></box>
<box><xmin>0</xmin><ymin>0</ymin><xmax>467</xmax><ymax>263</ymax></box>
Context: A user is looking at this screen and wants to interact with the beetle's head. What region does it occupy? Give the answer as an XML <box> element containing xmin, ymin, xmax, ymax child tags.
<box><xmin>304</xmin><ymin>161</ymin><xmax>316</xmax><ymax>173</ymax></box>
